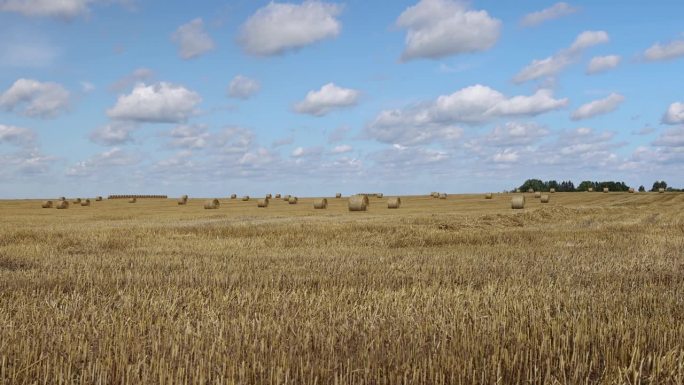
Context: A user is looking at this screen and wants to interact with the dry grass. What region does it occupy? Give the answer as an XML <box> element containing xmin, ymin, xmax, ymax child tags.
<box><xmin>1</xmin><ymin>193</ymin><xmax>684</xmax><ymax>384</ymax></box>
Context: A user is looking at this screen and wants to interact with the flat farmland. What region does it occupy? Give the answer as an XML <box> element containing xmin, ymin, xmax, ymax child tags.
<box><xmin>1</xmin><ymin>193</ymin><xmax>683</xmax><ymax>384</ymax></box>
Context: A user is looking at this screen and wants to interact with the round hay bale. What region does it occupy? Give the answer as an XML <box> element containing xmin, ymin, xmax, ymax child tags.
<box><xmin>511</xmin><ymin>195</ymin><xmax>525</xmax><ymax>210</ymax></box>
<box><xmin>659</xmin><ymin>188</ymin><xmax>665</xmax><ymax>193</ymax></box>
<box><xmin>266</xmin><ymin>194</ymin><xmax>272</xmax><ymax>199</ymax></box>
<box><xmin>257</xmin><ymin>198</ymin><xmax>269</xmax><ymax>208</ymax></box>
<box><xmin>387</xmin><ymin>197</ymin><xmax>401</xmax><ymax>209</ymax></box>
<box><xmin>56</xmin><ymin>200</ymin><xmax>69</xmax><ymax>209</ymax></box>
<box><xmin>283</xmin><ymin>194</ymin><xmax>291</xmax><ymax>200</ymax></box>
<box><xmin>549</xmin><ymin>188</ymin><xmax>556</xmax><ymax>193</ymax></box>
<box><xmin>73</xmin><ymin>198</ymin><xmax>82</xmax><ymax>204</ymax></box>
<box><xmin>527</xmin><ymin>188</ymin><xmax>534</xmax><ymax>193</ymax></box>
<box><xmin>58</xmin><ymin>196</ymin><xmax>66</xmax><ymax>201</ymax></box>
<box><xmin>485</xmin><ymin>193</ymin><xmax>493</xmax><ymax>199</ymax></box>
<box><xmin>204</xmin><ymin>199</ymin><xmax>220</xmax><ymax>209</ymax></box>
<box><xmin>628</xmin><ymin>188</ymin><xmax>635</xmax><ymax>193</ymax></box>
<box><xmin>95</xmin><ymin>196</ymin><xmax>103</xmax><ymax>201</ymax></box>
<box><xmin>313</xmin><ymin>198</ymin><xmax>328</xmax><ymax>209</ymax></box>
<box><xmin>603</xmin><ymin>187</ymin><xmax>609</xmax><ymax>193</ymax></box>
<box><xmin>181</xmin><ymin>195</ymin><xmax>188</xmax><ymax>201</ymax></box>
<box><xmin>335</xmin><ymin>193</ymin><xmax>342</xmax><ymax>198</ymax></box>
<box><xmin>534</xmin><ymin>191</ymin><xmax>541</xmax><ymax>198</ymax></box>
<box><xmin>288</xmin><ymin>196</ymin><xmax>298</xmax><ymax>204</ymax></box>
<box><xmin>230</xmin><ymin>194</ymin><xmax>237</xmax><ymax>199</ymax></box>
<box><xmin>275</xmin><ymin>194</ymin><xmax>281</xmax><ymax>199</ymax></box>
<box><xmin>348</xmin><ymin>195</ymin><xmax>368</xmax><ymax>211</ymax></box>
<box><xmin>588</xmin><ymin>188</ymin><xmax>594</xmax><ymax>192</ymax></box>
<box><xmin>41</xmin><ymin>200</ymin><xmax>53</xmax><ymax>208</ymax></box>
<box><xmin>241</xmin><ymin>196</ymin><xmax>250</xmax><ymax>201</ymax></box>
<box><xmin>377</xmin><ymin>193</ymin><xmax>384</xmax><ymax>198</ymax></box>
<box><xmin>515</xmin><ymin>189</ymin><xmax>521</xmax><ymax>193</ymax></box>
<box><xmin>431</xmin><ymin>192</ymin><xmax>439</xmax><ymax>198</ymax></box>
<box><xmin>439</xmin><ymin>193</ymin><xmax>447</xmax><ymax>199</ymax></box>
<box><xmin>540</xmin><ymin>195</ymin><xmax>550</xmax><ymax>203</ymax></box>
<box><xmin>81</xmin><ymin>199</ymin><xmax>91</xmax><ymax>207</ymax></box>
<box><xmin>128</xmin><ymin>198</ymin><xmax>137</xmax><ymax>203</ymax></box>
<box><xmin>177</xmin><ymin>199</ymin><xmax>187</xmax><ymax>205</ymax></box>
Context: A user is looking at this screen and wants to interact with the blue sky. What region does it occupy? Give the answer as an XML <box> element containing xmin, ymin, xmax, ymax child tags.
<box><xmin>1</xmin><ymin>0</ymin><xmax>683</xmax><ymax>198</ymax></box>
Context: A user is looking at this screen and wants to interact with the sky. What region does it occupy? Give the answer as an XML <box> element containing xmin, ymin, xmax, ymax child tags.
<box><xmin>1</xmin><ymin>0</ymin><xmax>683</xmax><ymax>198</ymax></box>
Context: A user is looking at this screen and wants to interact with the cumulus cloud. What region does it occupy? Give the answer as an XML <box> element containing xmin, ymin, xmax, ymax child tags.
<box><xmin>294</xmin><ymin>83</ymin><xmax>360</xmax><ymax>116</ymax></box>
<box><xmin>167</xmin><ymin>124</ymin><xmax>210</xmax><ymax>149</ymax></box>
<box><xmin>662</xmin><ymin>102</ymin><xmax>684</xmax><ymax>125</ymax></box>
<box><xmin>227</xmin><ymin>75</ymin><xmax>261</xmax><ymax>99</ymax></box>
<box><xmin>653</xmin><ymin>126</ymin><xmax>684</xmax><ymax>148</ymax></box>
<box><xmin>586</xmin><ymin>55</ymin><xmax>621</xmax><ymax>74</ymax></box>
<box><xmin>0</xmin><ymin>124</ymin><xmax>36</xmax><ymax>146</ymax></box>
<box><xmin>89</xmin><ymin>122</ymin><xmax>137</xmax><ymax>146</ymax></box>
<box><xmin>66</xmin><ymin>147</ymin><xmax>140</xmax><ymax>177</ymax></box>
<box><xmin>0</xmin><ymin>78</ymin><xmax>70</xmax><ymax>118</ymax></box>
<box><xmin>1</xmin><ymin>149</ymin><xmax>55</xmax><ymax>175</ymax></box>
<box><xmin>107</xmin><ymin>82</ymin><xmax>201</xmax><ymax>123</ymax></box>
<box><xmin>396</xmin><ymin>0</ymin><xmax>501</xmax><ymax>61</ymax></box>
<box><xmin>643</xmin><ymin>39</ymin><xmax>684</xmax><ymax>61</ymax></box>
<box><xmin>171</xmin><ymin>18</ymin><xmax>215</xmax><ymax>59</ymax></box>
<box><xmin>238</xmin><ymin>1</ymin><xmax>342</xmax><ymax>56</ymax></box>
<box><xmin>331</xmin><ymin>144</ymin><xmax>352</xmax><ymax>154</ymax></box>
<box><xmin>514</xmin><ymin>30</ymin><xmax>609</xmax><ymax>83</ymax></box>
<box><xmin>367</xmin><ymin>85</ymin><xmax>567</xmax><ymax>146</ymax></box>
<box><xmin>571</xmin><ymin>93</ymin><xmax>625</xmax><ymax>120</ymax></box>
<box><xmin>476</xmin><ymin>122</ymin><xmax>549</xmax><ymax>147</ymax></box>
<box><xmin>0</xmin><ymin>0</ymin><xmax>129</xmax><ymax>19</ymax></box>
<box><xmin>520</xmin><ymin>2</ymin><xmax>578</xmax><ymax>27</ymax></box>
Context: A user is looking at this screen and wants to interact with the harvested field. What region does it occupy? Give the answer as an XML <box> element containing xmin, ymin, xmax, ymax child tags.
<box><xmin>1</xmin><ymin>193</ymin><xmax>683</xmax><ymax>384</ymax></box>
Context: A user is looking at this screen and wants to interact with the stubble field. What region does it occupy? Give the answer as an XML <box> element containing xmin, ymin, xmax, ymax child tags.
<box><xmin>1</xmin><ymin>192</ymin><xmax>683</xmax><ymax>385</ymax></box>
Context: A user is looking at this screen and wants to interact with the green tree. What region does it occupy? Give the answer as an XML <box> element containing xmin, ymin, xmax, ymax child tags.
<box><xmin>651</xmin><ymin>181</ymin><xmax>667</xmax><ymax>192</ymax></box>
<box><xmin>638</xmin><ymin>185</ymin><xmax>646</xmax><ymax>192</ymax></box>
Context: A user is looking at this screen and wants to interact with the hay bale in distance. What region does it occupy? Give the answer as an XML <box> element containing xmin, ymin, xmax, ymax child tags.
<box><xmin>527</xmin><ymin>188</ymin><xmax>534</xmax><ymax>193</ymax></box>
<box><xmin>275</xmin><ymin>194</ymin><xmax>281</xmax><ymax>199</ymax></box>
<box><xmin>377</xmin><ymin>193</ymin><xmax>384</xmax><ymax>198</ymax></box>
<box><xmin>515</xmin><ymin>189</ymin><xmax>521</xmax><ymax>193</ymax></box>
<box><xmin>550</xmin><ymin>188</ymin><xmax>556</xmax><ymax>193</ymax></box>
<box><xmin>41</xmin><ymin>200</ymin><xmax>53</xmax><ymax>208</ymax></box>
<box><xmin>58</xmin><ymin>196</ymin><xmax>66</xmax><ymax>201</ymax></box>
<box><xmin>540</xmin><ymin>195</ymin><xmax>550</xmax><ymax>203</ymax></box>
<box><xmin>511</xmin><ymin>195</ymin><xmax>525</xmax><ymax>210</ymax></box>
<box><xmin>241</xmin><ymin>196</ymin><xmax>250</xmax><ymax>201</ymax></box>
<box><xmin>129</xmin><ymin>198</ymin><xmax>137</xmax><ymax>203</ymax></box>
<box><xmin>288</xmin><ymin>196</ymin><xmax>298</xmax><ymax>204</ymax></box>
<box><xmin>283</xmin><ymin>195</ymin><xmax>291</xmax><ymax>200</ymax></box>
<box><xmin>439</xmin><ymin>193</ymin><xmax>447</xmax><ymax>199</ymax></box>
<box><xmin>336</xmin><ymin>193</ymin><xmax>342</xmax><ymax>198</ymax></box>
<box><xmin>80</xmin><ymin>199</ymin><xmax>91</xmax><ymax>206</ymax></box>
<box><xmin>257</xmin><ymin>198</ymin><xmax>269</xmax><ymax>208</ymax></box>
<box><xmin>588</xmin><ymin>188</ymin><xmax>594</xmax><ymax>192</ymax></box>
<box><xmin>485</xmin><ymin>193</ymin><xmax>493</xmax><ymax>199</ymax></box>
<box><xmin>95</xmin><ymin>196</ymin><xmax>103</xmax><ymax>201</ymax></box>
<box><xmin>603</xmin><ymin>187</ymin><xmax>609</xmax><ymax>193</ymax></box>
<box><xmin>230</xmin><ymin>194</ymin><xmax>237</xmax><ymax>199</ymax></box>
<box><xmin>313</xmin><ymin>198</ymin><xmax>328</xmax><ymax>209</ymax></box>
<box><xmin>628</xmin><ymin>188</ymin><xmax>635</xmax><ymax>193</ymax></box>
<box><xmin>534</xmin><ymin>191</ymin><xmax>542</xmax><ymax>198</ymax></box>
<box><xmin>659</xmin><ymin>188</ymin><xmax>665</xmax><ymax>193</ymax></box>
<box><xmin>348</xmin><ymin>195</ymin><xmax>368</xmax><ymax>211</ymax></box>
<box><xmin>56</xmin><ymin>200</ymin><xmax>69</xmax><ymax>209</ymax></box>
<box><xmin>431</xmin><ymin>192</ymin><xmax>439</xmax><ymax>198</ymax></box>
<box><xmin>204</xmin><ymin>199</ymin><xmax>220</xmax><ymax>209</ymax></box>
<box><xmin>73</xmin><ymin>198</ymin><xmax>82</xmax><ymax>204</ymax></box>
<box><xmin>266</xmin><ymin>194</ymin><xmax>272</xmax><ymax>199</ymax></box>
<box><xmin>387</xmin><ymin>197</ymin><xmax>401</xmax><ymax>209</ymax></box>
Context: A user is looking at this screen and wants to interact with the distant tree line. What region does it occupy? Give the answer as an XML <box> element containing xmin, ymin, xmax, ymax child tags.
<box><xmin>512</xmin><ymin>179</ymin><xmax>680</xmax><ymax>192</ymax></box>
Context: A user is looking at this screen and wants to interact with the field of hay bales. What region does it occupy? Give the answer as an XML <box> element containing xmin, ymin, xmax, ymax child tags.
<box><xmin>1</xmin><ymin>192</ymin><xmax>683</xmax><ymax>384</ymax></box>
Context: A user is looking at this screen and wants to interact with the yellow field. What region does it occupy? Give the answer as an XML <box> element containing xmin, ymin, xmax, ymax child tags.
<box><xmin>1</xmin><ymin>193</ymin><xmax>683</xmax><ymax>384</ymax></box>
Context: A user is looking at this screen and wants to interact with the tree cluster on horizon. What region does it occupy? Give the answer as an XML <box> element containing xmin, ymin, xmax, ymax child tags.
<box><xmin>512</xmin><ymin>179</ymin><xmax>680</xmax><ymax>193</ymax></box>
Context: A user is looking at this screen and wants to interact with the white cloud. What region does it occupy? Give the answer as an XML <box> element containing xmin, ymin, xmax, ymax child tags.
<box><xmin>168</xmin><ymin>124</ymin><xmax>210</xmax><ymax>149</ymax></box>
<box><xmin>644</xmin><ymin>39</ymin><xmax>684</xmax><ymax>61</ymax></box>
<box><xmin>291</xmin><ymin>146</ymin><xmax>305</xmax><ymax>157</ymax></box>
<box><xmin>89</xmin><ymin>122</ymin><xmax>137</xmax><ymax>146</ymax></box>
<box><xmin>492</xmin><ymin>149</ymin><xmax>520</xmax><ymax>163</ymax></box>
<box><xmin>227</xmin><ymin>75</ymin><xmax>261</xmax><ymax>99</ymax></box>
<box><xmin>108</xmin><ymin>68</ymin><xmax>155</xmax><ymax>93</ymax></box>
<box><xmin>80</xmin><ymin>81</ymin><xmax>95</xmax><ymax>93</ymax></box>
<box><xmin>331</xmin><ymin>144</ymin><xmax>352</xmax><ymax>154</ymax></box>
<box><xmin>1</xmin><ymin>149</ymin><xmax>55</xmax><ymax>175</ymax></box>
<box><xmin>0</xmin><ymin>32</ymin><xmax>59</xmax><ymax>68</ymax></box>
<box><xmin>480</xmin><ymin>122</ymin><xmax>549</xmax><ymax>147</ymax></box>
<box><xmin>514</xmin><ymin>30</ymin><xmax>609</xmax><ymax>83</ymax></box>
<box><xmin>571</xmin><ymin>93</ymin><xmax>625</xmax><ymax>120</ymax></box>
<box><xmin>238</xmin><ymin>1</ymin><xmax>342</xmax><ymax>56</ymax></box>
<box><xmin>294</xmin><ymin>83</ymin><xmax>360</xmax><ymax>116</ymax></box>
<box><xmin>171</xmin><ymin>18</ymin><xmax>215</xmax><ymax>60</ymax></box>
<box><xmin>107</xmin><ymin>82</ymin><xmax>201</xmax><ymax>123</ymax></box>
<box><xmin>653</xmin><ymin>127</ymin><xmax>684</xmax><ymax>148</ymax></box>
<box><xmin>367</xmin><ymin>85</ymin><xmax>567</xmax><ymax>146</ymax></box>
<box><xmin>0</xmin><ymin>124</ymin><xmax>36</xmax><ymax>145</ymax></box>
<box><xmin>520</xmin><ymin>2</ymin><xmax>578</xmax><ymax>27</ymax></box>
<box><xmin>662</xmin><ymin>102</ymin><xmax>684</xmax><ymax>125</ymax></box>
<box><xmin>66</xmin><ymin>147</ymin><xmax>140</xmax><ymax>177</ymax></box>
<box><xmin>0</xmin><ymin>0</ymin><xmax>129</xmax><ymax>19</ymax></box>
<box><xmin>586</xmin><ymin>55</ymin><xmax>621</xmax><ymax>74</ymax></box>
<box><xmin>0</xmin><ymin>78</ymin><xmax>70</xmax><ymax>118</ymax></box>
<box><xmin>396</xmin><ymin>0</ymin><xmax>501</xmax><ymax>61</ymax></box>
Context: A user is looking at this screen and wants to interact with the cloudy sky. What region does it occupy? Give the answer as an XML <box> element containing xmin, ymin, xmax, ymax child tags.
<box><xmin>1</xmin><ymin>0</ymin><xmax>683</xmax><ymax>198</ymax></box>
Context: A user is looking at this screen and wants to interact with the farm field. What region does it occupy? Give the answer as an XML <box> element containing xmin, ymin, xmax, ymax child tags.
<box><xmin>1</xmin><ymin>192</ymin><xmax>683</xmax><ymax>384</ymax></box>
